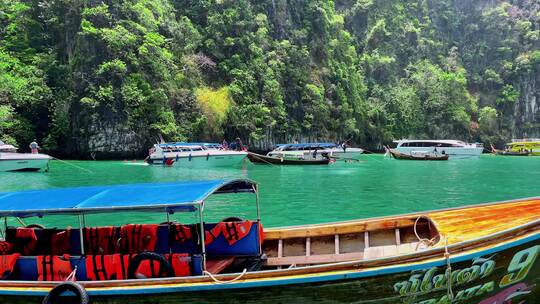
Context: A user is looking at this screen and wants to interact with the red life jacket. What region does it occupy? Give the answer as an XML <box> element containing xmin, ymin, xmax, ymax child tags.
<box><xmin>84</xmin><ymin>227</ymin><xmax>118</xmax><ymax>255</ymax></box>
<box><xmin>37</xmin><ymin>254</ymin><xmax>72</xmax><ymax>281</ymax></box>
<box><xmin>258</xmin><ymin>223</ymin><xmax>264</xmax><ymax>244</ymax></box>
<box><xmin>51</xmin><ymin>229</ymin><xmax>71</xmax><ymax>255</ymax></box>
<box><xmin>209</xmin><ymin>221</ymin><xmax>253</xmax><ymax>245</ymax></box>
<box><xmin>15</xmin><ymin>228</ymin><xmax>37</xmax><ymax>255</ymax></box>
<box><xmin>112</xmin><ymin>253</ymin><xmax>162</xmax><ymax>279</ymax></box>
<box><xmin>165</xmin><ymin>253</ymin><xmax>191</xmax><ymax>277</ymax></box>
<box><xmin>119</xmin><ymin>224</ymin><xmax>158</xmax><ymax>254</ymax></box>
<box><xmin>0</xmin><ymin>254</ymin><xmax>19</xmax><ymax>279</ymax></box>
<box><xmin>0</xmin><ymin>242</ymin><xmax>13</xmax><ymax>255</ymax></box>
<box><xmin>170</xmin><ymin>224</ymin><xmax>192</xmax><ymax>244</ymax></box>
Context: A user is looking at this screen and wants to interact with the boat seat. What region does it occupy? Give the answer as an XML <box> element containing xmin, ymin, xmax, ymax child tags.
<box><xmin>9</xmin><ymin>254</ymin><xmax>203</xmax><ymax>281</ymax></box>
<box><xmin>204</xmin><ymin>221</ymin><xmax>263</xmax><ymax>257</ymax></box>
<box><xmin>363</xmin><ymin>242</ymin><xmax>422</xmax><ymax>259</ymax></box>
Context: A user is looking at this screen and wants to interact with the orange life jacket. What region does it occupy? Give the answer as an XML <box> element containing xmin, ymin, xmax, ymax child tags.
<box><xmin>207</xmin><ymin>221</ymin><xmax>253</xmax><ymax>245</ymax></box>
<box><xmin>170</xmin><ymin>224</ymin><xmax>192</xmax><ymax>244</ymax></box>
<box><xmin>37</xmin><ymin>254</ymin><xmax>72</xmax><ymax>281</ymax></box>
<box><xmin>85</xmin><ymin>254</ymin><xmax>116</xmax><ymax>281</ymax></box>
<box><xmin>119</xmin><ymin>224</ymin><xmax>158</xmax><ymax>254</ymax></box>
<box><xmin>165</xmin><ymin>253</ymin><xmax>191</xmax><ymax>277</ymax></box>
<box><xmin>84</xmin><ymin>227</ymin><xmax>118</xmax><ymax>255</ymax></box>
<box><xmin>51</xmin><ymin>229</ymin><xmax>71</xmax><ymax>255</ymax></box>
<box><xmin>15</xmin><ymin>228</ymin><xmax>37</xmax><ymax>255</ymax></box>
<box><xmin>113</xmin><ymin>254</ymin><xmax>132</xmax><ymax>280</ymax></box>
<box><xmin>0</xmin><ymin>242</ymin><xmax>13</xmax><ymax>255</ymax></box>
<box><xmin>0</xmin><ymin>254</ymin><xmax>19</xmax><ymax>279</ymax></box>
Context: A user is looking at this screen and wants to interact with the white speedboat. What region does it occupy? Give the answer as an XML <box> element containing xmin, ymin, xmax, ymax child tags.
<box><xmin>0</xmin><ymin>141</ymin><xmax>51</xmax><ymax>172</ymax></box>
<box><xmin>267</xmin><ymin>143</ymin><xmax>364</xmax><ymax>160</ymax></box>
<box><xmin>393</xmin><ymin>139</ymin><xmax>484</xmax><ymax>158</ymax></box>
<box><xmin>147</xmin><ymin>142</ymin><xmax>247</xmax><ymax>168</ymax></box>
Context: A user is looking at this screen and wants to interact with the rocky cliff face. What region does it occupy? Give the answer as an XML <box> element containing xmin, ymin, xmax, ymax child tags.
<box><xmin>86</xmin><ymin>124</ymin><xmax>146</xmax><ymax>159</ymax></box>
<box><xmin>514</xmin><ymin>74</ymin><xmax>540</xmax><ymax>138</ymax></box>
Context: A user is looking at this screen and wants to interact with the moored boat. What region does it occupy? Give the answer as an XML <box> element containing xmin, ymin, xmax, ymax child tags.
<box><xmin>0</xmin><ymin>180</ymin><xmax>538</xmax><ymax>303</ymax></box>
<box><xmin>495</xmin><ymin>139</ymin><xmax>540</xmax><ymax>156</ymax></box>
<box><xmin>267</xmin><ymin>143</ymin><xmax>364</xmax><ymax>161</ymax></box>
<box><xmin>0</xmin><ymin>140</ymin><xmax>51</xmax><ymax>172</ymax></box>
<box><xmin>389</xmin><ymin>149</ymin><xmax>449</xmax><ymax>161</ymax></box>
<box><xmin>247</xmin><ymin>152</ymin><xmax>331</xmax><ymax>165</ymax></box>
<box><xmin>394</xmin><ymin>139</ymin><xmax>483</xmax><ymax>158</ymax></box>
<box><xmin>147</xmin><ymin>142</ymin><xmax>247</xmax><ymax>168</ymax></box>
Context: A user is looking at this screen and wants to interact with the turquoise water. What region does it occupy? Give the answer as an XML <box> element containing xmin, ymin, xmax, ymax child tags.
<box><xmin>0</xmin><ymin>155</ymin><xmax>539</xmax><ymax>228</ymax></box>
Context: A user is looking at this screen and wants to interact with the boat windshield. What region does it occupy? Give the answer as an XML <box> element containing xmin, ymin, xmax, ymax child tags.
<box><xmin>276</xmin><ymin>143</ymin><xmax>337</xmax><ymax>151</ymax></box>
<box><xmin>400</xmin><ymin>141</ymin><xmax>464</xmax><ymax>148</ymax></box>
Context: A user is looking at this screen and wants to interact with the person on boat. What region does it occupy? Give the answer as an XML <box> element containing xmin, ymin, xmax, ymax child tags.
<box><xmin>312</xmin><ymin>148</ymin><xmax>318</xmax><ymax>159</ymax></box>
<box><xmin>29</xmin><ymin>140</ymin><xmax>39</xmax><ymax>154</ymax></box>
<box><xmin>222</xmin><ymin>140</ymin><xmax>229</xmax><ymax>150</ymax></box>
<box><xmin>341</xmin><ymin>141</ymin><xmax>348</xmax><ymax>152</ymax></box>
<box><xmin>233</xmin><ymin>137</ymin><xmax>245</xmax><ymax>151</ymax></box>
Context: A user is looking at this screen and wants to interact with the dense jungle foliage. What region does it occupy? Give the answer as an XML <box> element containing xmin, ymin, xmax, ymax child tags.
<box><xmin>0</xmin><ymin>0</ymin><xmax>539</xmax><ymax>156</ymax></box>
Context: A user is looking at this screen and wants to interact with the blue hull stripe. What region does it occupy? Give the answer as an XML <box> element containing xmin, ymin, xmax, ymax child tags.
<box><xmin>2</xmin><ymin>231</ymin><xmax>539</xmax><ymax>297</ymax></box>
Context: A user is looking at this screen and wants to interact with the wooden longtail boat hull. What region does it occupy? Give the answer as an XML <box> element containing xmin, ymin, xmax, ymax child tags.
<box><xmin>1</xmin><ymin>197</ymin><xmax>540</xmax><ymax>303</ymax></box>
<box><xmin>1</xmin><ymin>234</ymin><xmax>539</xmax><ymax>303</ymax></box>
<box><xmin>496</xmin><ymin>151</ymin><xmax>531</xmax><ymax>156</ymax></box>
<box><xmin>247</xmin><ymin>152</ymin><xmax>330</xmax><ymax>165</ymax></box>
<box><xmin>390</xmin><ymin>149</ymin><xmax>449</xmax><ymax>161</ymax></box>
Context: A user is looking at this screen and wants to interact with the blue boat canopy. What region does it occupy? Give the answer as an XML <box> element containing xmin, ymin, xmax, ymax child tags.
<box><xmin>0</xmin><ymin>179</ymin><xmax>256</xmax><ymax>218</ymax></box>
<box><xmin>275</xmin><ymin>143</ymin><xmax>337</xmax><ymax>149</ymax></box>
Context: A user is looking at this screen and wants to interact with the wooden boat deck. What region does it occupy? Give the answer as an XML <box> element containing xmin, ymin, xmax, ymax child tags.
<box><xmin>428</xmin><ymin>197</ymin><xmax>540</xmax><ymax>244</ymax></box>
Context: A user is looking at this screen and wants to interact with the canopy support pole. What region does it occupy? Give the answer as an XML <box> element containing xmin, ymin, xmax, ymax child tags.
<box><xmin>78</xmin><ymin>214</ymin><xmax>85</xmax><ymax>255</ymax></box>
<box><xmin>198</xmin><ymin>203</ymin><xmax>206</xmax><ymax>271</ymax></box>
<box><xmin>166</xmin><ymin>211</ymin><xmax>172</xmax><ymax>254</ymax></box>
<box><xmin>2</xmin><ymin>217</ymin><xmax>7</xmax><ymax>240</ymax></box>
<box><xmin>254</xmin><ymin>184</ymin><xmax>262</xmax><ymax>256</ymax></box>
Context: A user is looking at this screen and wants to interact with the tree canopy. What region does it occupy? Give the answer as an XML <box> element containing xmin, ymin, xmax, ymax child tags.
<box><xmin>0</xmin><ymin>0</ymin><xmax>538</xmax><ymax>156</ymax></box>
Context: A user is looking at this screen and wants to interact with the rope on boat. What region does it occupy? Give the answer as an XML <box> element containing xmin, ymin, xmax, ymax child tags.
<box><xmin>413</xmin><ymin>217</ymin><xmax>436</xmax><ymax>250</ymax></box>
<box><xmin>15</xmin><ymin>217</ymin><xmax>27</xmax><ymax>227</ymax></box>
<box><xmin>444</xmin><ymin>237</ymin><xmax>455</xmax><ymax>302</ymax></box>
<box><xmin>65</xmin><ymin>266</ymin><xmax>78</xmax><ymax>282</ymax></box>
<box><xmin>413</xmin><ymin>216</ymin><xmax>460</xmax><ymax>302</ymax></box>
<box><xmin>203</xmin><ymin>268</ymin><xmax>248</xmax><ymax>284</ymax></box>
<box><xmin>358</xmin><ymin>147</ymin><xmax>384</xmax><ymax>163</ymax></box>
<box><xmin>51</xmin><ymin>157</ymin><xmax>94</xmax><ymax>174</ymax></box>
<box><xmin>247</xmin><ymin>152</ymin><xmax>277</xmax><ymax>167</ymax></box>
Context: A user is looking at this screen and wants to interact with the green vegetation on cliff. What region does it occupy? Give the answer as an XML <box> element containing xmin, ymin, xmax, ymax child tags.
<box><xmin>0</xmin><ymin>0</ymin><xmax>538</xmax><ymax>156</ymax></box>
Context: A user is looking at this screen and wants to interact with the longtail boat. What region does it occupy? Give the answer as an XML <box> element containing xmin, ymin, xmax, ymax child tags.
<box><xmin>390</xmin><ymin>149</ymin><xmax>449</xmax><ymax>161</ymax></box>
<box><xmin>0</xmin><ymin>180</ymin><xmax>538</xmax><ymax>303</ymax></box>
<box><xmin>247</xmin><ymin>152</ymin><xmax>331</xmax><ymax>165</ymax></box>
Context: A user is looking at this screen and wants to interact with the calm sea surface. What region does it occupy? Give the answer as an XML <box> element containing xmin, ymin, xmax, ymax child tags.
<box><xmin>0</xmin><ymin>155</ymin><xmax>539</xmax><ymax>228</ymax></box>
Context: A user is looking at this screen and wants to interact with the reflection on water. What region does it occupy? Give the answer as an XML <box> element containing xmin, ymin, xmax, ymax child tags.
<box><xmin>0</xmin><ymin>155</ymin><xmax>539</xmax><ymax>227</ymax></box>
